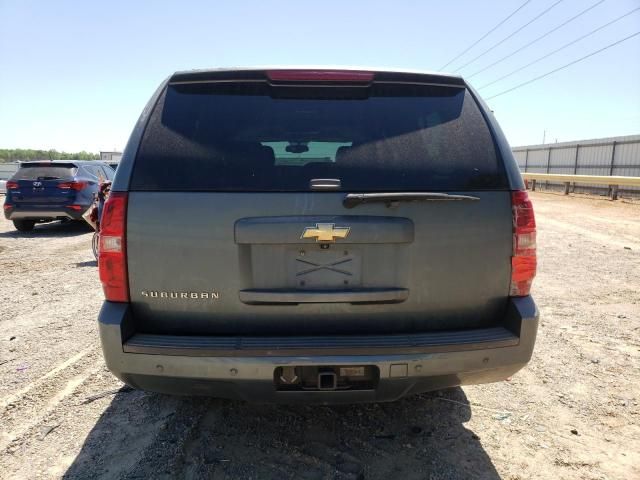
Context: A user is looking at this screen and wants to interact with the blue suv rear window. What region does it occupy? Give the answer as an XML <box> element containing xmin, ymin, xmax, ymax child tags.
<box><xmin>13</xmin><ymin>165</ymin><xmax>77</xmax><ymax>180</ymax></box>
<box><xmin>131</xmin><ymin>82</ymin><xmax>506</xmax><ymax>191</ymax></box>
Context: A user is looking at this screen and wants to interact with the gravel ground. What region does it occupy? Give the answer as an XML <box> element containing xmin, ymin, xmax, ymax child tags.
<box><xmin>0</xmin><ymin>191</ymin><xmax>638</xmax><ymax>480</ymax></box>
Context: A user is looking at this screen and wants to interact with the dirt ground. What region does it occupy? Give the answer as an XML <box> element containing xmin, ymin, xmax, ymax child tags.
<box><xmin>0</xmin><ymin>191</ymin><xmax>638</xmax><ymax>480</ymax></box>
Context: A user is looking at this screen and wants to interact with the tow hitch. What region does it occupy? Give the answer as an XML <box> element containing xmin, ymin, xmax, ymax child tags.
<box><xmin>274</xmin><ymin>366</ymin><xmax>379</xmax><ymax>391</ymax></box>
<box><xmin>317</xmin><ymin>371</ymin><xmax>338</xmax><ymax>390</ymax></box>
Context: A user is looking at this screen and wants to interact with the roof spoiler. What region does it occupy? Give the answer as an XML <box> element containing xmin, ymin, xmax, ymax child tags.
<box><xmin>168</xmin><ymin>68</ymin><xmax>466</xmax><ymax>87</ymax></box>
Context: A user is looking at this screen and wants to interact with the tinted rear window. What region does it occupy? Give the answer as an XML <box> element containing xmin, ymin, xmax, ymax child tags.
<box><xmin>131</xmin><ymin>82</ymin><xmax>505</xmax><ymax>191</ymax></box>
<box><xmin>13</xmin><ymin>165</ymin><xmax>77</xmax><ymax>180</ymax></box>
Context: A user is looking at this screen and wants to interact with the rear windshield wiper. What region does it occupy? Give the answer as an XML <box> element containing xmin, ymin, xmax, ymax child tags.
<box><xmin>343</xmin><ymin>192</ymin><xmax>480</xmax><ymax>208</ymax></box>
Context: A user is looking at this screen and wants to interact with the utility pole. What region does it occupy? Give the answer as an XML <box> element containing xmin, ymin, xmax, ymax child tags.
<box><xmin>542</xmin><ymin>129</ymin><xmax>546</xmax><ymax>145</ymax></box>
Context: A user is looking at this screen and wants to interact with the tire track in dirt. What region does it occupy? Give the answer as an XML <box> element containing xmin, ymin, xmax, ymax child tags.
<box><xmin>0</xmin><ymin>366</ymin><xmax>124</xmax><ymax>480</ymax></box>
<box><xmin>1</xmin><ymin>363</ymin><xmax>104</xmax><ymax>453</ymax></box>
<box><xmin>0</xmin><ymin>347</ymin><xmax>95</xmax><ymax>409</ymax></box>
<box><xmin>0</xmin><ymin>348</ymin><xmax>100</xmax><ymax>451</ymax></box>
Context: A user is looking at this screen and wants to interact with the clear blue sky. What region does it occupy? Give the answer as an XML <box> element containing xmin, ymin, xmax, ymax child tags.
<box><xmin>1</xmin><ymin>0</ymin><xmax>639</xmax><ymax>152</ymax></box>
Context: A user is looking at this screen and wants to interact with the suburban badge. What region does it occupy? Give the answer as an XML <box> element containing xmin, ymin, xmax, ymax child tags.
<box><xmin>141</xmin><ymin>290</ymin><xmax>220</xmax><ymax>300</ymax></box>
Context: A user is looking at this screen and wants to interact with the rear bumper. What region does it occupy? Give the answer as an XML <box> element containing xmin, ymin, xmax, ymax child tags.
<box><xmin>4</xmin><ymin>205</ymin><xmax>87</xmax><ymax>221</ymax></box>
<box><xmin>98</xmin><ymin>297</ymin><xmax>539</xmax><ymax>403</ymax></box>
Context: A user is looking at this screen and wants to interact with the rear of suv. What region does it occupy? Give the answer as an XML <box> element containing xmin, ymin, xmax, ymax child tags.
<box><xmin>4</xmin><ymin>160</ymin><xmax>115</xmax><ymax>231</ymax></box>
<box><xmin>98</xmin><ymin>68</ymin><xmax>538</xmax><ymax>403</ymax></box>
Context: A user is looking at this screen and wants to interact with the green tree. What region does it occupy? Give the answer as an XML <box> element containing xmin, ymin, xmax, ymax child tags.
<box><xmin>0</xmin><ymin>149</ymin><xmax>100</xmax><ymax>162</ymax></box>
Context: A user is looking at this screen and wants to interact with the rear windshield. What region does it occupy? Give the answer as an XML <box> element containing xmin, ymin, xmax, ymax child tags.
<box><xmin>131</xmin><ymin>82</ymin><xmax>506</xmax><ymax>191</ymax></box>
<box><xmin>12</xmin><ymin>165</ymin><xmax>77</xmax><ymax>181</ymax></box>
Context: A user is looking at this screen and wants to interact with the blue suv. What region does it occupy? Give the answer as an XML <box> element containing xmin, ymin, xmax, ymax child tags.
<box><xmin>3</xmin><ymin>160</ymin><xmax>115</xmax><ymax>231</ymax></box>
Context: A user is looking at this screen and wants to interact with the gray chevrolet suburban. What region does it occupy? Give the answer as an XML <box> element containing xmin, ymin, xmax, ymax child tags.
<box><xmin>97</xmin><ymin>67</ymin><xmax>538</xmax><ymax>403</ymax></box>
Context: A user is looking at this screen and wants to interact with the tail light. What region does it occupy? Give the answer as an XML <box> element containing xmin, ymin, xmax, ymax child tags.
<box><xmin>6</xmin><ymin>181</ymin><xmax>18</xmax><ymax>190</ymax></box>
<box><xmin>510</xmin><ymin>190</ymin><xmax>536</xmax><ymax>296</ymax></box>
<box><xmin>58</xmin><ymin>181</ymin><xmax>88</xmax><ymax>191</ymax></box>
<box><xmin>99</xmin><ymin>192</ymin><xmax>129</xmax><ymax>302</ymax></box>
<box><xmin>3</xmin><ymin>204</ymin><xmax>12</xmax><ymax>210</ymax></box>
<box><xmin>67</xmin><ymin>205</ymin><xmax>83</xmax><ymax>211</ymax></box>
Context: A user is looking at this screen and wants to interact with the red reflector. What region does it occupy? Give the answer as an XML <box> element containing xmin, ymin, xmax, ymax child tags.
<box><xmin>98</xmin><ymin>192</ymin><xmax>129</xmax><ymax>302</ymax></box>
<box><xmin>58</xmin><ymin>181</ymin><xmax>87</xmax><ymax>191</ymax></box>
<box><xmin>511</xmin><ymin>256</ymin><xmax>537</xmax><ymax>282</ymax></box>
<box><xmin>6</xmin><ymin>181</ymin><xmax>18</xmax><ymax>190</ymax></box>
<box><xmin>266</xmin><ymin>69</ymin><xmax>374</xmax><ymax>82</ymax></box>
<box><xmin>510</xmin><ymin>190</ymin><xmax>537</xmax><ymax>296</ymax></box>
<box><xmin>510</xmin><ymin>257</ymin><xmax>537</xmax><ymax>296</ymax></box>
<box><xmin>67</xmin><ymin>205</ymin><xmax>83</xmax><ymax>211</ymax></box>
<box><xmin>3</xmin><ymin>204</ymin><xmax>12</xmax><ymax>210</ymax></box>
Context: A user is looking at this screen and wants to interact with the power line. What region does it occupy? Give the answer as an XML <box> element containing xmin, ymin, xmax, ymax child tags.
<box><xmin>478</xmin><ymin>7</ymin><xmax>640</xmax><ymax>90</ymax></box>
<box><xmin>467</xmin><ymin>0</ymin><xmax>605</xmax><ymax>79</ymax></box>
<box><xmin>485</xmin><ymin>30</ymin><xmax>640</xmax><ymax>100</ymax></box>
<box><xmin>454</xmin><ymin>0</ymin><xmax>566</xmax><ymax>72</ymax></box>
<box><xmin>439</xmin><ymin>0</ymin><xmax>533</xmax><ymax>70</ymax></box>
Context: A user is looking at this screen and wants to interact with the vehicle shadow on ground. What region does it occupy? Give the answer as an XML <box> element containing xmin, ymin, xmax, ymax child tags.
<box><xmin>63</xmin><ymin>386</ymin><xmax>500</xmax><ymax>480</ymax></box>
<box><xmin>0</xmin><ymin>220</ymin><xmax>93</xmax><ymax>238</ymax></box>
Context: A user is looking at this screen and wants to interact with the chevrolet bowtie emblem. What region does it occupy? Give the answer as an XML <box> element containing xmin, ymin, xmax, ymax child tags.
<box><xmin>301</xmin><ymin>223</ymin><xmax>350</xmax><ymax>242</ymax></box>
